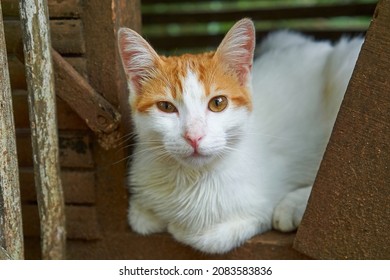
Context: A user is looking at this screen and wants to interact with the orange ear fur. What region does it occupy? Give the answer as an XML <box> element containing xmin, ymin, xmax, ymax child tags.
<box><xmin>118</xmin><ymin>28</ymin><xmax>160</xmax><ymax>94</ymax></box>
<box><xmin>215</xmin><ymin>18</ymin><xmax>255</xmax><ymax>86</ymax></box>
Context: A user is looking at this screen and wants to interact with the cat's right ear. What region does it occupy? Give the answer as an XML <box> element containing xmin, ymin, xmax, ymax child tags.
<box><xmin>215</xmin><ymin>18</ymin><xmax>255</xmax><ymax>87</ymax></box>
<box><xmin>118</xmin><ymin>28</ymin><xmax>159</xmax><ymax>95</ymax></box>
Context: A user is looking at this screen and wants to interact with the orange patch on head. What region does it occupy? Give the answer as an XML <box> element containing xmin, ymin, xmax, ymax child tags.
<box><xmin>205</xmin><ymin>57</ymin><xmax>253</xmax><ymax>111</ymax></box>
<box><xmin>133</xmin><ymin>51</ymin><xmax>252</xmax><ymax>113</ymax></box>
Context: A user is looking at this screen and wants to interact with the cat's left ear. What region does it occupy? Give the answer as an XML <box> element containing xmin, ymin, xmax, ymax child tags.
<box><xmin>215</xmin><ymin>18</ymin><xmax>255</xmax><ymax>86</ymax></box>
<box><xmin>118</xmin><ymin>27</ymin><xmax>160</xmax><ymax>95</ymax></box>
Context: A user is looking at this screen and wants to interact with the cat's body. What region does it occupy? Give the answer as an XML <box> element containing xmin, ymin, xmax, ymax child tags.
<box><xmin>118</xmin><ymin>19</ymin><xmax>363</xmax><ymax>254</ymax></box>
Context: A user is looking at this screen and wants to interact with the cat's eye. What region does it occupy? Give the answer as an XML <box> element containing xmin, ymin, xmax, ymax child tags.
<box><xmin>156</xmin><ymin>101</ymin><xmax>178</xmax><ymax>113</ymax></box>
<box><xmin>208</xmin><ymin>96</ymin><xmax>228</xmax><ymax>112</ymax></box>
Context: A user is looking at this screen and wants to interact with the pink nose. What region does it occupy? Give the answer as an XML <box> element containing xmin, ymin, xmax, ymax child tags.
<box><xmin>184</xmin><ymin>134</ymin><xmax>203</xmax><ymax>149</ymax></box>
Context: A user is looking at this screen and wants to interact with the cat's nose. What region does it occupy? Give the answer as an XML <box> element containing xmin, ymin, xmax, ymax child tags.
<box><xmin>184</xmin><ymin>133</ymin><xmax>203</xmax><ymax>150</ymax></box>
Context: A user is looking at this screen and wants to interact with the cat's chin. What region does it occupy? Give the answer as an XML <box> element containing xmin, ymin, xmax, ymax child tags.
<box><xmin>176</xmin><ymin>153</ymin><xmax>217</xmax><ymax>169</ymax></box>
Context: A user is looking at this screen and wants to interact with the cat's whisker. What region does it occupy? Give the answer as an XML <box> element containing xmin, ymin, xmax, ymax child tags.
<box><xmin>111</xmin><ymin>144</ymin><xmax>167</xmax><ymax>165</ymax></box>
<box><xmin>114</xmin><ymin>131</ymin><xmax>138</xmax><ymax>145</ymax></box>
<box><xmin>226</xmin><ymin>130</ymin><xmax>293</xmax><ymax>142</ymax></box>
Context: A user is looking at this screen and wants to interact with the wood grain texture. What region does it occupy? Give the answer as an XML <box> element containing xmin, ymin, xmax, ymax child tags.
<box><xmin>2</xmin><ymin>0</ymin><xmax>82</xmax><ymax>19</ymax></box>
<box><xmin>0</xmin><ymin>4</ymin><xmax>24</xmax><ymax>260</ymax></box>
<box><xmin>19</xmin><ymin>168</ymin><xmax>96</xmax><ymax>204</ymax></box>
<box><xmin>4</xmin><ymin>19</ymin><xmax>85</xmax><ymax>55</ymax></box>
<box><xmin>294</xmin><ymin>0</ymin><xmax>389</xmax><ymax>259</ymax></box>
<box><xmin>19</xmin><ymin>0</ymin><xmax>66</xmax><ymax>259</ymax></box>
<box><xmin>52</xmin><ymin>49</ymin><xmax>121</xmax><ymax>135</ymax></box>
<box><xmin>63</xmin><ymin>231</ymin><xmax>308</xmax><ymax>260</ymax></box>
<box><xmin>22</xmin><ymin>205</ymin><xmax>101</xmax><ymax>240</ymax></box>
<box><xmin>16</xmin><ymin>130</ymin><xmax>94</xmax><ymax>168</ymax></box>
<box><xmin>12</xmin><ymin>90</ymin><xmax>88</xmax><ymax>130</ymax></box>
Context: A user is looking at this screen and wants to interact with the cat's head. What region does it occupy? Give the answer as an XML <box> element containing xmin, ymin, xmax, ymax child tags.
<box><xmin>118</xmin><ymin>19</ymin><xmax>255</xmax><ymax>168</ymax></box>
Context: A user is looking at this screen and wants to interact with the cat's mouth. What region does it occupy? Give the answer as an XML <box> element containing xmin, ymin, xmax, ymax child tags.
<box><xmin>189</xmin><ymin>151</ymin><xmax>207</xmax><ymax>158</ymax></box>
<box><xmin>177</xmin><ymin>149</ymin><xmax>215</xmax><ymax>167</ymax></box>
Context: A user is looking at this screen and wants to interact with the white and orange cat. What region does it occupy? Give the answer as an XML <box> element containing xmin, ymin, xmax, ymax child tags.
<box><xmin>118</xmin><ymin>19</ymin><xmax>363</xmax><ymax>253</ymax></box>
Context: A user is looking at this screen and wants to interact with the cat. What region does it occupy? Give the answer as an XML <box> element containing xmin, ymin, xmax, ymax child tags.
<box><xmin>117</xmin><ymin>18</ymin><xmax>363</xmax><ymax>254</ymax></box>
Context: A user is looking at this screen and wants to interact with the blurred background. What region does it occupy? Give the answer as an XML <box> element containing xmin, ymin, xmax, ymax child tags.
<box><xmin>141</xmin><ymin>0</ymin><xmax>377</xmax><ymax>54</ymax></box>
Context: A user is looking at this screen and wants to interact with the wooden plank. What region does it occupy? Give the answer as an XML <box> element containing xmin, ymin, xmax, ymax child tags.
<box><xmin>19</xmin><ymin>0</ymin><xmax>66</xmax><ymax>260</ymax></box>
<box><xmin>19</xmin><ymin>168</ymin><xmax>96</xmax><ymax>204</ymax></box>
<box><xmin>7</xmin><ymin>55</ymin><xmax>27</xmax><ymax>89</ymax></box>
<box><xmin>8</xmin><ymin>55</ymin><xmax>87</xmax><ymax>90</ymax></box>
<box><xmin>0</xmin><ymin>246</ymin><xmax>12</xmax><ymax>260</ymax></box>
<box><xmin>83</xmin><ymin>0</ymin><xmax>141</xmax><ymax>106</ymax></box>
<box><xmin>22</xmin><ymin>205</ymin><xmax>101</xmax><ymax>240</ymax></box>
<box><xmin>62</xmin><ymin>231</ymin><xmax>308</xmax><ymax>260</ymax></box>
<box><xmin>50</xmin><ymin>20</ymin><xmax>86</xmax><ymax>54</ymax></box>
<box><xmin>16</xmin><ymin>130</ymin><xmax>94</xmax><ymax>168</ymax></box>
<box><xmin>142</xmin><ymin>3</ymin><xmax>376</xmax><ymax>24</ymax></box>
<box><xmin>52</xmin><ymin>49</ymin><xmax>122</xmax><ymax>135</ymax></box>
<box><xmin>2</xmin><ymin>0</ymin><xmax>82</xmax><ymax>19</ymax></box>
<box><xmin>0</xmin><ymin>4</ymin><xmax>24</xmax><ymax>260</ymax></box>
<box><xmin>65</xmin><ymin>57</ymin><xmax>88</xmax><ymax>78</ymax></box>
<box><xmin>84</xmin><ymin>0</ymin><xmax>140</xmax><ymax>241</ymax></box>
<box><xmin>4</xmin><ymin>19</ymin><xmax>85</xmax><ymax>55</ymax></box>
<box><xmin>148</xmin><ymin>29</ymin><xmax>367</xmax><ymax>51</ymax></box>
<box><xmin>294</xmin><ymin>0</ymin><xmax>389</xmax><ymax>259</ymax></box>
<box><xmin>10</xmin><ymin>50</ymin><xmax>120</xmax><ymax>139</ymax></box>
<box><xmin>12</xmin><ymin>90</ymin><xmax>87</xmax><ymax>130</ymax></box>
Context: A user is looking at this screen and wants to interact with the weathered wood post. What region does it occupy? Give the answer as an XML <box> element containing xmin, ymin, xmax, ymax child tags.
<box><xmin>0</xmin><ymin>2</ymin><xmax>24</xmax><ymax>260</ymax></box>
<box><xmin>19</xmin><ymin>0</ymin><xmax>66</xmax><ymax>259</ymax></box>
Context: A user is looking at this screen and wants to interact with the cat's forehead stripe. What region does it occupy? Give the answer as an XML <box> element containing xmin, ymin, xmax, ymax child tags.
<box><xmin>182</xmin><ymin>69</ymin><xmax>207</xmax><ymax>102</ymax></box>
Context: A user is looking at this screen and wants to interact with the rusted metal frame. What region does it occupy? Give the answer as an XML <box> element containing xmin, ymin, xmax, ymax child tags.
<box><xmin>0</xmin><ymin>2</ymin><xmax>24</xmax><ymax>260</ymax></box>
<box><xmin>19</xmin><ymin>0</ymin><xmax>66</xmax><ymax>259</ymax></box>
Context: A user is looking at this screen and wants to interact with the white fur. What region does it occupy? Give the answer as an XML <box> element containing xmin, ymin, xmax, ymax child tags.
<box><xmin>122</xmin><ymin>25</ymin><xmax>363</xmax><ymax>253</ymax></box>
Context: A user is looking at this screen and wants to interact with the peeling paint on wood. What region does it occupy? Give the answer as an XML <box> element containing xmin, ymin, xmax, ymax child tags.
<box><xmin>0</xmin><ymin>3</ymin><xmax>24</xmax><ymax>260</ymax></box>
<box><xmin>19</xmin><ymin>0</ymin><xmax>66</xmax><ymax>260</ymax></box>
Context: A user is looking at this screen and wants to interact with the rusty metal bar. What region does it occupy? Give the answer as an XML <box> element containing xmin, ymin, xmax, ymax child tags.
<box><xmin>19</xmin><ymin>0</ymin><xmax>66</xmax><ymax>259</ymax></box>
<box><xmin>0</xmin><ymin>2</ymin><xmax>24</xmax><ymax>260</ymax></box>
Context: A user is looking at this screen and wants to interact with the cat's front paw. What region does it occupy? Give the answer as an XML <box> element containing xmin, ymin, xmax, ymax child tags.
<box><xmin>168</xmin><ymin>217</ymin><xmax>270</xmax><ymax>254</ymax></box>
<box><xmin>128</xmin><ymin>201</ymin><xmax>166</xmax><ymax>235</ymax></box>
<box><xmin>272</xmin><ymin>186</ymin><xmax>311</xmax><ymax>232</ymax></box>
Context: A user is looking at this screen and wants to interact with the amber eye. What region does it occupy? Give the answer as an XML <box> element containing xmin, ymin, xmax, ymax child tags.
<box><xmin>208</xmin><ymin>96</ymin><xmax>228</xmax><ymax>112</ymax></box>
<box><xmin>156</xmin><ymin>101</ymin><xmax>177</xmax><ymax>113</ymax></box>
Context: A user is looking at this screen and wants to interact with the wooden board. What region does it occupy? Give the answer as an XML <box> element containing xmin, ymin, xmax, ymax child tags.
<box><xmin>4</xmin><ymin>20</ymin><xmax>85</xmax><ymax>55</ymax></box>
<box><xmin>8</xmin><ymin>55</ymin><xmax>87</xmax><ymax>91</ymax></box>
<box><xmin>12</xmin><ymin>90</ymin><xmax>87</xmax><ymax>130</ymax></box>
<box><xmin>16</xmin><ymin>130</ymin><xmax>94</xmax><ymax>168</ymax></box>
<box><xmin>294</xmin><ymin>0</ymin><xmax>389</xmax><ymax>259</ymax></box>
<box><xmin>1</xmin><ymin>0</ymin><xmax>82</xmax><ymax>19</ymax></box>
<box><xmin>22</xmin><ymin>205</ymin><xmax>101</xmax><ymax>240</ymax></box>
<box><xmin>19</xmin><ymin>168</ymin><xmax>95</xmax><ymax>204</ymax></box>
